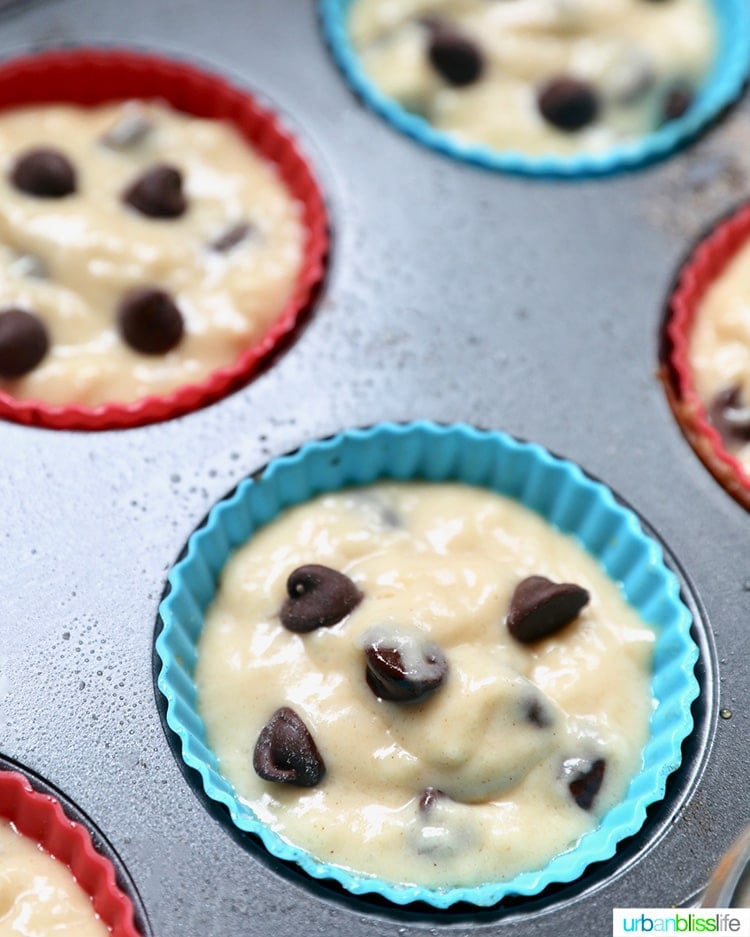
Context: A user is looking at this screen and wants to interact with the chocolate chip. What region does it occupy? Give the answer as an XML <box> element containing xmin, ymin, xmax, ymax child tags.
<box><xmin>506</xmin><ymin>575</ymin><xmax>590</xmax><ymax>643</ymax></box>
<box><xmin>210</xmin><ymin>221</ymin><xmax>254</xmax><ymax>253</ymax></box>
<box><xmin>709</xmin><ymin>385</ymin><xmax>750</xmax><ymax>445</ymax></box>
<box><xmin>419</xmin><ymin>787</ymin><xmax>445</xmax><ymax>813</ymax></box>
<box><xmin>281</xmin><ymin>565</ymin><xmax>362</xmax><ymax>633</ymax></box>
<box><xmin>253</xmin><ymin>706</ymin><xmax>326</xmax><ymax>787</ymax></box>
<box><xmin>537</xmin><ymin>77</ymin><xmax>600</xmax><ymax>131</ymax></box>
<box><xmin>100</xmin><ymin>106</ymin><xmax>153</xmax><ymax>150</ymax></box>
<box><xmin>427</xmin><ymin>31</ymin><xmax>484</xmax><ymax>87</ymax></box>
<box><xmin>365</xmin><ymin>635</ymin><xmax>448</xmax><ymax>702</ymax></box>
<box><xmin>10</xmin><ymin>148</ymin><xmax>76</xmax><ymax>198</ymax></box>
<box><xmin>123</xmin><ymin>164</ymin><xmax>186</xmax><ymax>219</ymax></box>
<box><xmin>564</xmin><ymin>757</ymin><xmax>606</xmax><ymax>811</ymax></box>
<box><xmin>0</xmin><ymin>308</ymin><xmax>49</xmax><ymax>378</ymax></box>
<box><xmin>662</xmin><ymin>83</ymin><xmax>694</xmax><ymax>122</ymax></box>
<box><xmin>117</xmin><ymin>287</ymin><xmax>184</xmax><ymax>355</ymax></box>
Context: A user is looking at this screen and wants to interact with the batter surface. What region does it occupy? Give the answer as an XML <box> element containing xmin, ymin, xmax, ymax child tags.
<box><xmin>349</xmin><ymin>0</ymin><xmax>716</xmax><ymax>156</ymax></box>
<box><xmin>689</xmin><ymin>242</ymin><xmax>750</xmax><ymax>473</ymax></box>
<box><xmin>0</xmin><ymin>820</ymin><xmax>109</xmax><ymax>937</ymax></box>
<box><xmin>197</xmin><ymin>482</ymin><xmax>655</xmax><ymax>888</ymax></box>
<box><xmin>0</xmin><ymin>102</ymin><xmax>304</xmax><ymax>406</ymax></box>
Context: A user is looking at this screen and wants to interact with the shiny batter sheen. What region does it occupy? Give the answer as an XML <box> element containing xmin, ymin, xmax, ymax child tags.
<box><xmin>0</xmin><ymin>821</ymin><xmax>109</xmax><ymax>937</ymax></box>
<box><xmin>689</xmin><ymin>242</ymin><xmax>750</xmax><ymax>473</ymax></box>
<box><xmin>350</xmin><ymin>0</ymin><xmax>716</xmax><ymax>155</ymax></box>
<box><xmin>197</xmin><ymin>483</ymin><xmax>655</xmax><ymax>888</ymax></box>
<box><xmin>0</xmin><ymin>102</ymin><xmax>304</xmax><ymax>406</ymax></box>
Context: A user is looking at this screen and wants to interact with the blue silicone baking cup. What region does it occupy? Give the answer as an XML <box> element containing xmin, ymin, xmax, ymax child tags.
<box><xmin>155</xmin><ymin>422</ymin><xmax>699</xmax><ymax>907</ymax></box>
<box><xmin>319</xmin><ymin>0</ymin><xmax>750</xmax><ymax>178</ymax></box>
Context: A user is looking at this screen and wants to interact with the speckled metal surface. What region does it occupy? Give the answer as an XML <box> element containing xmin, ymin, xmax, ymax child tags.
<box><xmin>0</xmin><ymin>2</ymin><xmax>747</xmax><ymax>935</ymax></box>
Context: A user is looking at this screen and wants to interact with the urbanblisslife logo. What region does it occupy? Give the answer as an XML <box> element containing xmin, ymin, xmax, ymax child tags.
<box><xmin>613</xmin><ymin>909</ymin><xmax>750</xmax><ymax>936</ymax></box>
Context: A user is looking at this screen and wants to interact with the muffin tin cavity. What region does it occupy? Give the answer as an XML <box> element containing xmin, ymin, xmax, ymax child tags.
<box><xmin>0</xmin><ymin>758</ymin><xmax>149</xmax><ymax>937</ymax></box>
<box><xmin>662</xmin><ymin>201</ymin><xmax>750</xmax><ymax>511</ymax></box>
<box><xmin>155</xmin><ymin>422</ymin><xmax>700</xmax><ymax>909</ymax></box>
<box><xmin>0</xmin><ymin>48</ymin><xmax>328</xmax><ymax>430</ymax></box>
<box><xmin>320</xmin><ymin>0</ymin><xmax>750</xmax><ymax>177</ymax></box>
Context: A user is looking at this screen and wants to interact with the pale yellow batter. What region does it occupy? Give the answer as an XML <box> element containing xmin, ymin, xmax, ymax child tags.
<box><xmin>197</xmin><ymin>483</ymin><xmax>655</xmax><ymax>888</ymax></box>
<box><xmin>689</xmin><ymin>242</ymin><xmax>750</xmax><ymax>473</ymax></box>
<box><xmin>0</xmin><ymin>820</ymin><xmax>109</xmax><ymax>937</ymax></box>
<box><xmin>0</xmin><ymin>102</ymin><xmax>304</xmax><ymax>406</ymax></box>
<box><xmin>350</xmin><ymin>0</ymin><xmax>716</xmax><ymax>155</ymax></box>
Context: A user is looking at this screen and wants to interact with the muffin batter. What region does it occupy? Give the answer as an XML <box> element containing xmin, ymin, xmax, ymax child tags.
<box><xmin>0</xmin><ymin>101</ymin><xmax>304</xmax><ymax>406</ymax></box>
<box><xmin>197</xmin><ymin>482</ymin><xmax>655</xmax><ymax>888</ymax></box>
<box><xmin>0</xmin><ymin>820</ymin><xmax>109</xmax><ymax>936</ymax></box>
<box><xmin>689</xmin><ymin>242</ymin><xmax>750</xmax><ymax>474</ymax></box>
<box><xmin>349</xmin><ymin>0</ymin><xmax>716</xmax><ymax>156</ymax></box>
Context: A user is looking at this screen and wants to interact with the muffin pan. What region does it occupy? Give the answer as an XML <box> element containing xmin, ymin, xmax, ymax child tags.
<box><xmin>0</xmin><ymin>0</ymin><xmax>748</xmax><ymax>935</ymax></box>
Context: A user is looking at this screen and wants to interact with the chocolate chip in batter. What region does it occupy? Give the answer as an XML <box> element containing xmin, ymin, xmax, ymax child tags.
<box><xmin>100</xmin><ymin>106</ymin><xmax>154</xmax><ymax>150</ymax></box>
<box><xmin>365</xmin><ymin>635</ymin><xmax>448</xmax><ymax>702</ymax></box>
<box><xmin>662</xmin><ymin>83</ymin><xmax>694</xmax><ymax>123</ymax></box>
<box><xmin>210</xmin><ymin>221</ymin><xmax>255</xmax><ymax>253</ymax></box>
<box><xmin>253</xmin><ymin>706</ymin><xmax>326</xmax><ymax>787</ymax></box>
<box><xmin>709</xmin><ymin>385</ymin><xmax>750</xmax><ymax>445</ymax></box>
<box><xmin>564</xmin><ymin>757</ymin><xmax>606</xmax><ymax>811</ymax></box>
<box><xmin>281</xmin><ymin>564</ymin><xmax>362</xmax><ymax>633</ymax></box>
<box><xmin>427</xmin><ymin>31</ymin><xmax>484</xmax><ymax>87</ymax></box>
<box><xmin>537</xmin><ymin>77</ymin><xmax>600</xmax><ymax>131</ymax></box>
<box><xmin>0</xmin><ymin>308</ymin><xmax>49</xmax><ymax>378</ymax></box>
<box><xmin>117</xmin><ymin>286</ymin><xmax>184</xmax><ymax>355</ymax></box>
<box><xmin>10</xmin><ymin>147</ymin><xmax>77</xmax><ymax>198</ymax></box>
<box><xmin>123</xmin><ymin>164</ymin><xmax>187</xmax><ymax>218</ymax></box>
<box><xmin>506</xmin><ymin>575</ymin><xmax>590</xmax><ymax>643</ymax></box>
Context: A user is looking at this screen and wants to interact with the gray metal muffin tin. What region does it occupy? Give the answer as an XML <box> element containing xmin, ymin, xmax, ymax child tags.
<box><xmin>1</xmin><ymin>1</ymin><xmax>748</xmax><ymax>934</ymax></box>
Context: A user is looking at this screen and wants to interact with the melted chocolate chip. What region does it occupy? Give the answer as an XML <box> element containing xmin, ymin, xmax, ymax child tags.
<box><xmin>0</xmin><ymin>308</ymin><xmax>49</xmax><ymax>378</ymax></box>
<box><xmin>525</xmin><ymin>696</ymin><xmax>553</xmax><ymax>729</ymax></box>
<box><xmin>709</xmin><ymin>385</ymin><xmax>750</xmax><ymax>445</ymax></box>
<box><xmin>210</xmin><ymin>221</ymin><xmax>254</xmax><ymax>253</ymax></box>
<box><xmin>281</xmin><ymin>565</ymin><xmax>362</xmax><ymax>633</ymax></box>
<box><xmin>11</xmin><ymin>148</ymin><xmax>76</xmax><ymax>198</ymax></box>
<box><xmin>117</xmin><ymin>287</ymin><xmax>184</xmax><ymax>355</ymax></box>
<box><xmin>565</xmin><ymin>758</ymin><xmax>606</xmax><ymax>811</ymax></box>
<box><xmin>427</xmin><ymin>31</ymin><xmax>484</xmax><ymax>87</ymax></box>
<box><xmin>365</xmin><ymin>636</ymin><xmax>448</xmax><ymax>702</ymax></box>
<box><xmin>506</xmin><ymin>575</ymin><xmax>590</xmax><ymax>643</ymax></box>
<box><xmin>419</xmin><ymin>787</ymin><xmax>445</xmax><ymax>813</ymax></box>
<box><xmin>253</xmin><ymin>706</ymin><xmax>326</xmax><ymax>787</ymax></box>
<box><xmin>663</xmin><ymin>84</ymin><xmax>694</xmax><ymax>122</ymax></box>
<box><xmin>123</xmin><ymin>164</ymin><xmax>186</xmax><ymax>218</ymax></box>
<box><xmin>537</xmin><ymin>77</ymin><xmax>600</xmax><ymax>131</ymax></box>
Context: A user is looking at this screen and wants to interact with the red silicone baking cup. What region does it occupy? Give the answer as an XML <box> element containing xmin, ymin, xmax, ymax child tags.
<box><xmin>662</xmin><ymin>202</ymin><xmax>750</xmax><ymax>511</ymax></box>
<box><xmin>0</xmin><ymin>769</ymin><xmax>142</xmax><ymax>935</ymax></box>
<box><xmin>0</xmin><ymin>47</ymin><xmax>328</xmax><ymax>430</ymax></box>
